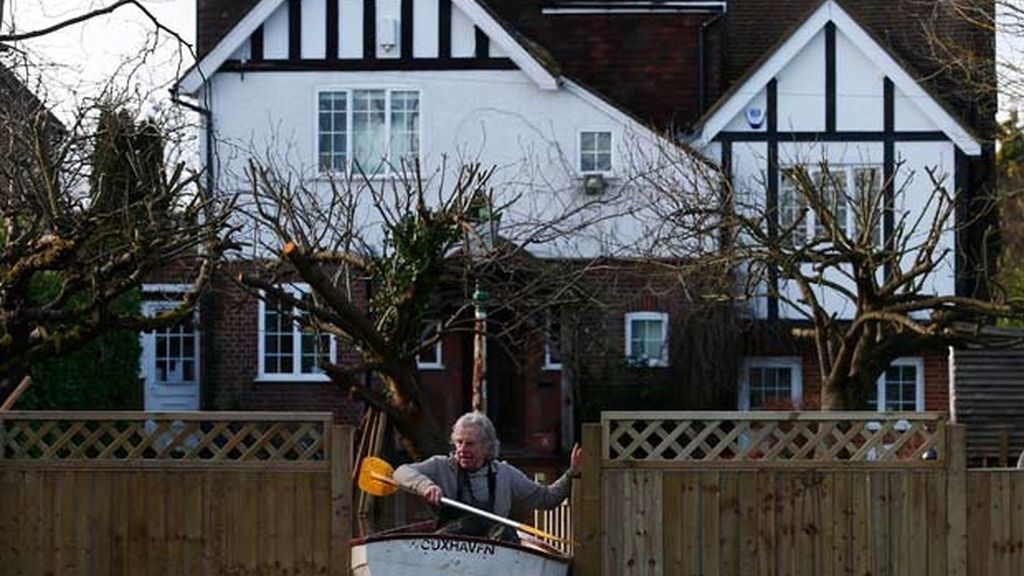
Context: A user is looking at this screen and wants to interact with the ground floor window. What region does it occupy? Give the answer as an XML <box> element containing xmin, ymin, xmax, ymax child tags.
<box><xmin>738</xmin><ymin>357</ymin><xmax>802</xmax><ymax>410</ymax></box>
<box><xmin>624</xmin><ymin>311</ymin><xmax>669</xmax><ymax>367</ymax></box>
<box><xmin>258</xmin><ymin>284</ymin><xmax>335</xmax><ymax>381</ymax></box>
<box><xmin>868</xmin><ymin>357</ymin><xmax>924</xmax><ymax>412</ymax></box>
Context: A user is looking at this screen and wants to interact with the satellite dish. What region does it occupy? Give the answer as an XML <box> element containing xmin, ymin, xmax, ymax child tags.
<box><xmin>745</xmin><ymin>107</ymin><xmax>766</xmax><ymax>129</ymax></box>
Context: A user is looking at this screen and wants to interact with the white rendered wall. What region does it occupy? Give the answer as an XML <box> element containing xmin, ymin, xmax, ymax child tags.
<box><xmin>413</xmin><ymin>0</ymin><xmax>440</xmax><ymax>57</ymax></box>
<box><xmin>301</xmin><ymin>0</ymin><xmax>326</xmax><ymax>59</ymax></box>
<box><xmin>263</xmin><ymin>2</ymin><xmax>289</xmax><ymax>59</ymax></box>
<box><xmin>723</xmin><ymin>139</ymin><xmax>957</xmax><ymax>321</ymax></box>
<box><xmin>376</xmin><ymin>0</ymin><xmax>401</xmax><ymax>59</ymax></box>
<box><xmin>775</xmin><ymin>30</ymin><xmax>825</xmax><ymax>132</ymax></box>
<box><xmin>450</xmin><ymin>5</ymin><xmax>476</xmax><ymax>58</ymax></box>
<box><xmin>206</xmin><ymin>70</ymin><xmax>680</xmax><ymax>259</ymax></box>
<box><xmin>836</xmin><ymin>29</ymin><xmax>883</xmax><ymax>132</ymax></box>
<box><xmin>339</xmin><ymin>0</ymin><xmax>363</xmax><ymax>58</ymax></box>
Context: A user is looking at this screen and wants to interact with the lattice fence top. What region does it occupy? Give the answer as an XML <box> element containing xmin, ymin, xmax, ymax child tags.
<box><xmin>0</xmin><ymin>412</ymin><xmax>333</xmax><ymax>466</ymax></box>
<box><xmin>602</xmin><ymin>411</ymin><xmax>946</xmax><ymax>466</ymax></box>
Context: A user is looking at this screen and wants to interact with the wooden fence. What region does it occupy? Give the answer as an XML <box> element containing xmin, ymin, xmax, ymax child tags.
<box><xmin>0</xmin><ymin>412</ymin><xmax>353</xmax><ymax>576</ymax></box>
<box><xmin>573</xmin><ymin>411</ymin><xmax>1024</xmax><ymax>576</ymax></box>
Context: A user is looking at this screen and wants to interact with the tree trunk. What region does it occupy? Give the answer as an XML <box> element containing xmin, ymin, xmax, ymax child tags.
<box><xmin>379</xmin><ymin>371</ymin><xmax>449</xmax><ymax>461</ymax></box>
<box><xmin>819</xmin><ymin>373</ymin><xmax>868</xmax><ymax>411</ymax></box>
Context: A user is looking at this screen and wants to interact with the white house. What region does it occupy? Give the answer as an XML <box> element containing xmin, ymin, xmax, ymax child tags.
<box><xmin>159</xmin><ymin>0</ymin><xmax>995</xmax><ymax>446</ymax></box>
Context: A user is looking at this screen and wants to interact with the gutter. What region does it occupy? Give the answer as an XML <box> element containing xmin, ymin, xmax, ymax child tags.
<box><xmin>169</xmin><ymin>90</ymin><xmax>215</xmax><ymax>200</ymax></box>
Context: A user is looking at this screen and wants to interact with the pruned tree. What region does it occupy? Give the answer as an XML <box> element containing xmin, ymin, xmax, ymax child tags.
<box><xmin>0</xmin><ymin>74</ymin><xmax>234</xmax><ymax>406</ymax></box>
<box><xmin>642</xmin><ymin>150</ymin><xmax>1024</xmax><ymax>410</ymax></box>
<box><xmin>236</xmin><ymin>151</ymin><xmax>637</xmax><ymax>459</ymax></box>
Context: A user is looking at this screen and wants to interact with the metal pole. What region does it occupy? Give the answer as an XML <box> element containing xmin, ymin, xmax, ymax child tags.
<box><xmin>471</xmin><ymin>282</ymin><xmax>488</xmax><ymax>413</ymax></box>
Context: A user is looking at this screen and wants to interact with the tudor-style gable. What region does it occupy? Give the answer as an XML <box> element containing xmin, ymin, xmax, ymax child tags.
<box><xmin>692</xmin><ymin>1</ymin><xmax>981</xmax><ymax>153</ymax></box>
<box><xmin>179</xmin><ymin>0</ymin><xmax>559</xmax><ymax>94</ymax></box>
<box><xmin>689</xmin><ymin>0</ymin><xmax>985</xmax><ymax>321</ymax></box>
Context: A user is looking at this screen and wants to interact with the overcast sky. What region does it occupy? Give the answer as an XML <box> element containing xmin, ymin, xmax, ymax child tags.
<box><xmin>4</xmin><ymin>0</ymin><xmax>196</xmax><ymax>117</ymax></box>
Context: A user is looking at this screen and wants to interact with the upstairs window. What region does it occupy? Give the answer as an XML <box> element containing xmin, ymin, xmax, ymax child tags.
<box><xmin>579</xmin><ymin>130</ymin><xmax>612</xmax><ymax>174</ymax></box>
<box><xmin>624</xmin><ymin>311</ymin><xmax>668</xmax><ymax>367</ymax></box>
<box><xmin>258</xmin><ymin>285</ymin><xmax>336</xmax><ymax>381</ymax></box>
<box><xmin>778</xmin><ymin>164</ymin><xmax>883</xmax><ymax>246</ymax></box>
<box><xmin>318</xmin><ymin>89</ymin><xmax>420</xmax><ymax>176</ymax></box>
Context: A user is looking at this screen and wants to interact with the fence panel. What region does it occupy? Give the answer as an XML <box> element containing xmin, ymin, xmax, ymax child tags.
<box><xmin>0</xmin><ymin>412</ymin><xmax>352</xmax><ymax>576</ymax></box>
<box><xmin>966</xmin><ymin>470</ymin><xmax>1024</xmax><ymax>576</ymax></box>
<box><xmin>581</xmin><ymin>413</ymin><xmax>960</xmax><ymax>576</ymax></box>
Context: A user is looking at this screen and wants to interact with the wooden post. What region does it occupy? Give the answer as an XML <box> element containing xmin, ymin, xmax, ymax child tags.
<box><xmin>575</xmin><ymin>423</ymin><xmax>602</xmax><ymax>576</ymax></box>
<box><xmin>946</xmin><ymin>423</ymin><xmax>967</xmax><ymax>576</ymax></box>
<box><xmin>999</xmin><ymin>429</ymin><xmax>1010</xmax><ymax>468</ymax></box>
<box><xmin>331</xmin><ymin>425</ymin><xmax>353</xmax><ymax>576</ymax></box>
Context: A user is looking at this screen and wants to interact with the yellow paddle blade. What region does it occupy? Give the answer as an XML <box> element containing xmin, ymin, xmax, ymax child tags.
<box><xmin>357</xmin><ymin>456</ymin><xmax>399</xmax><ymax>497</ymax></box>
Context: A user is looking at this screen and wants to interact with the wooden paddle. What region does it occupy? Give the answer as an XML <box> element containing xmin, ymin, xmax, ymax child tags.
<box><xmin>357</xmin><ymin>456</ymin><xmax>575</xmax><ymax>546</ymax></box>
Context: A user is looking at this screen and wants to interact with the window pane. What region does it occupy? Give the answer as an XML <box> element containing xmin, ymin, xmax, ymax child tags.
<box><xmin>878</xmin><ymin>364</ymin><xmax>918</xmax><ymax>412</ymax></box>
<box><xmin>780</xmin><ymin>171</ymin><xmax>807</xmax><ymax>246</ymax></box>
<box><xmin>894</xmin><ymin>365</ymin><xmax>916</xmax><ymax>411</ymax></box>
<box><xmin>353</xmin><ymin>90</ymin><xmax>386</xmax><ymax>175</ymax></box>
<box><xmin>814</xmin><ymin>169</ymin><xmax>848</xmax><ymax>238</ymax></box>
<box><xmin>581</xmin><ymin>153</ymin><xmax>595</xmax><ymax>173</ymax></box>
<box><xmin>748</xmin><ymin>366</ymin><xmax>793</xmax><ymax>409</ymax></box>
<box><xmin>300</xmin><ymin>331</ymin><xmax>326</xmax><ymax>374</ymax></box>
<box><xmin>417</xmin><ymin>322</ymin><xmax>440</xmax><ymax>366</ymax></box>
<box><xmin>318</xmin><ymin>91</ymin><xmax>347</xmax><ymax>172</ymax></box>
<box><xmin>580</xmin><ymin>131</ymin><xmax>611</xmax><ymax>172</ymax></box>
<box><xmin>580</xmin><ymin>132</ymin><xmax>595</xmax><ymax>151</ymax></box>
<box><xmin>630</xmin><ymin>318</ymin><xmax>664</xmax><ymax>362</ymax></box>
<box><xmin>390</xmin><ymin>91</ymin><xmax>420</xmax><ymax>167</ymax></box>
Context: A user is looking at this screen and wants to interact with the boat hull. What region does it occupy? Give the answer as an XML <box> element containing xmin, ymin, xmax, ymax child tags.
<box><xmin>351</xmin><ymin>532</ymin><xmax>570</xmax><ymax>576</ymax></box>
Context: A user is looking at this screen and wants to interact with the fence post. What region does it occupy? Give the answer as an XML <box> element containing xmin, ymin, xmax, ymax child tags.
<box><xmin>575</xmin><ymin>423</ymin><xmax>602</xmax><ymax>576</ymax></box>
<box><xmin>946</xmin><ymin>423</ymin><xmax>967</xmax><ymax>576</ymax></box>
<box><xmin>331</xmin><ymin>425</ymin><xmax>353</xmax><ymax>576</ymax></box>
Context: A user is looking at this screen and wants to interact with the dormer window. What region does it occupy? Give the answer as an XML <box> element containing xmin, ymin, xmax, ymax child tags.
<box><xmin>579</xmin><ymin>130</ymin><xmax>612</xmax><ymax>174</ymax></box>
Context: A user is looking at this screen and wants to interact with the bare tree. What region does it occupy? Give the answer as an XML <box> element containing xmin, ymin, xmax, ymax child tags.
<box><xmin>644</xmin><ymin>152</ymin><xmax>1024</xmax><ymax>410</ymax></box>
<box><xmin>0</xmin><ymin>68</ymin><xmax>234</xmax><ymax>406</ymax></box>
<box><xmin>239</xmin><ymin>149</ymin><xmax>642</xmax><ymax>458</ymax></box>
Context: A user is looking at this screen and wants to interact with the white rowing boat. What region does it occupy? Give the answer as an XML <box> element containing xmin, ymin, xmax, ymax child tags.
<box><xmin>351</xmin><ymin>521</ymin><xmax>571</xmax><ymax>576</ymax></box>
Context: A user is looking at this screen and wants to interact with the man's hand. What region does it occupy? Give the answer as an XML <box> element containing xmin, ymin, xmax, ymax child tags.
<box><xmin>423</xmin><ymin>484</ymin><xmax>443</xmax><ymax>506</ymax></box>
<box><xmin>569</xmin><ymin>443</ymin><xmax>583</xmax><ymax>477</ymax></box>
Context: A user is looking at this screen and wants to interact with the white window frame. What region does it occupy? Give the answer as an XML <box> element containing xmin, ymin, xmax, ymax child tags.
<box><xmin>316</xmin><ymin>87</ymin><xmax>421</xmax><ymax>177</ymax></box>
<box><xmin>737</xmin><ymin>357</ymin><xmax>803</xmax><ymax>411</ymax></box>
<box><xmin>624</xmin><ymin>311</ymin><xmax>669</xmax><ymax>367</ymax></box>
<box><xmin>577</xmin><ymin>129</ymin><xmax>614</xmax><ymax>176</ymax></box>
<box><xmin>257</xmin><ymin>284</ymin><xmax>336</xmax><ymax>382</ymax></box>
<box><xmin>416</xmin><ymin>321</ymin><xmax>444</xmax><ymax>370</ymax></box>
<box><xmin>543</xmin><ymin>314</ymin><xmax>562</xmax><ymax>371</ymax></box>
<box><xmin>870</xmin><ymin>356</ymin><xmax>925</xmax><ymax>413</ymax></box>
<box><xmin>140</xmin><ymin>284</ymin><xmax>201</xmax><ymax>386</ymax></box>
<box><xmin>779</xmin><ymin>164</ymin><xmax>883</xmax><ymax>245</ymax></box>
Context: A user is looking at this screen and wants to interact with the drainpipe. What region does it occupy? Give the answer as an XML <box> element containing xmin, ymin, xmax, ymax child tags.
<box><xmin>170</xmin><ymin>89</ymin><xmax>216</xmax><ymax>410</ymax></box>
<box><xmin>169</xmin><ymin>90</ymin><xmax>215</xmax><ymax>200</ymax></box>
<box><xmin>698</xmin><ymin>6</ymin><xmax>727</xmax><ymax>117</ymax></box>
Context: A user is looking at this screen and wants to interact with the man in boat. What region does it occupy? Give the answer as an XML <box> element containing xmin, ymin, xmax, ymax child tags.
<box><xmin>394</xmin><ymin>411</ymin><xmax>582</xmax><ymax>543</ymax></box>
